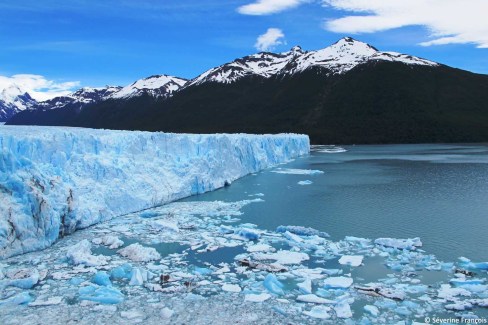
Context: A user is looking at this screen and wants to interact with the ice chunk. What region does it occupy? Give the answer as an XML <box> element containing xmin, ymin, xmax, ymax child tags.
<box><xmin>297</xmin><ymin>180</ymin><xmax>313</xmax><ymax>185</ymax></box>
<box><xmin>70</xmin><ymin>277</ymin><xmax>85</xmax><ymax>285</ymax></box>
<box><xmin>450</xmin><ymin>278</ymin><xmax>485</xmax><ymax>287</ymax></box>
<box><xmin>160</xmin><ymin>307</ymin><xmax>174</xmax><ymax>319</ymax></box>
<box><xmin>263</xmin><ymin>273</ymin><xmax>285</xmax><ymax>295</ymax></box>
<box><xmin>445</xmin><ymin>301</ymin><xmax>473</xmax><ymax>311</ymax></box>
<box><xmin>150</xmin><ymin>219</ymin><xmax>179</xmax><ymax>232</ymax></box>
<box><xmin>129</xmin><ymin>268</ymin><xmax>144</xmax><ymax>286</ymax></box>
<box><xmin>120</xmin><ymin>310</ymin><xmax>144</xmax><ymax>319</ymax></box>
<box><xmin>237</xmin><ymin>228</ymin><xmax>260</xmax><ymax>240</ymax></box>
<box><xmin>344</xmin><ymin>236</ymin><xmax>372</xmax><ymax>248</ymax></box>
<box><xmin>364</xmin><ymin>305</ymin><xmax>379</xmax><ymax>317</ymax></box>
<box><xmin>334</xmin><ymin>301</ymin><xmax>352</xmax><ymax>318</ymax></box>
<box><xmin>129</xmin><ymin>267</ymin><xmax>154</xmax><ymax>286</ymax></box>
<box><xmin>247</xmin><ymin>244</ymin><xmax>273</xmax><ymax>252</ymax></box>
<box><xmin>323</xmin><ymin>276</ymin><xmax>353</xmax><ymax>289</ymax></box>
<box><xmin>254</xmin><ymin>250</ymin><xmax>309</xmax><ymax>265</ymax></box>
<box><xmin>92</xmin><ymin>235</ymin><xmax>124</xmax><ymax>249</ymax></box>
<box><xmin>222</xmin><ymin>283</ymin><xmax>241</xmax><ymax>293</ymax></box>
<box><xmin>438</xmin><ymin>284</ymin><xmax>471</xmax><ymax>300</ymax></box>
<box><xmin>117</xmin><ymin>243</ymin><xmax>161</xmax><ymax>262</ymax></box>
<box><xmin>374</xmin><ymin>237</ymin><xmax>422</xmax><ymax>250</ymax></box>
<box><xmin>66</xmin><ymin>239</ymin><xmax>108</xmax><ymax>266</ymax></box>
<box><xmin>92</xmin><ymin>271</ymin><xmax>112</xmax><ymax>287</ymax></box>
<box><xmin>338</xmin><ymin>255</ymin><xmax>363</xmax><ymax>267</ymax></box>
<box><xmin>297</xmin><ymin>294</ymin><xmax>334</xmax><ymax>304</ymax></box>
<box><xmin>458</xmin><ymin>257</ymin><xmax>488</xmax><ymax>270</ymax></box>
<box><xmin>272</xmin><ymin>168</ymin><xmax>323</xmax><ymax>175</ymax></box>
<box><xmin>111</xmin><ymin>263</ymin><xmax>133</xmax><ymax>280</ymax></box>
<box><xmin>0</xmin><ymin>292</ymin><xmax>32</xmax><ymax>306</ymax></box>
<box><xmin>28</xmin><ymin>296</ymin><xmax>63</xmax><ymax>307</ymax></box>
<box><xmin>297</xmin><ymin>279</ymin><xmax>312</xmax><ymax>294</ymax></box>
<box><xmin>4</xmin><ymin>268</ymin><xmax>39</xmax><ymax>289</ymax></box>
<box><xmin>303</xmin><ymin>306</ymin><xmax>331</xmax><ymax>319</ymax></box>
<box><xmin>78</xmin><ymin>285</ymin><xmax>124</xmax><ymax>304</ymax></box>
<box><xmin>394</xmin><ymin>306</ymin><xmax>412</xmax><ymax>316</ymax></box>
<box><xmin>276</xmin><ymin>225</ymin><xmax>329</xmax><ymax>238</ymax></box>
<box><xmin>245</xmin><ymin>293</ymin><xmax>271</xmax><ymax>302</ymax></box>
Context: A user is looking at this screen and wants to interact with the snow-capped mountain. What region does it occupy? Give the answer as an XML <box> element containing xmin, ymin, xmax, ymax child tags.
<box><xmin>8</xmin><ymin>37</ymin><xmax>488</xmax><ymax>145</ymax></box>
<box><xmin>29</xmin><ymin>75</ymin><xmax>187</xmax><ymax>113</ymax></box>
<box><xmin>189</xmin><ymin>37</ymin><xmax>437</xmax><ymax>86</ymax></box>
<box><xmin>0</xmin><ymin>85</ymin><xmax>38</xmax><ymax>121</ymax></box>
<box><xmin>111</xmin><ymin>75</ymin><xmax>187</xmax><ymax>99</ymax></box>
<box><xmin>37</xmin><ymin>86</ymin><xmax>122</xmax><ymax>111</ymax></box>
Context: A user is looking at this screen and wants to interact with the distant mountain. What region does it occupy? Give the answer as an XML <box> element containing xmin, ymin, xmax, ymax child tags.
<box><xmin>3</xmin><ymin>74</ymin><xmax>187</xmax><ymax>122</ymax></box>
<box><xmin>111</xmin><ymin>75</ymin><xmax>187</xmax><ymax>99</ymax></box>
<box><xmin>0</xmin><ymin>85</ymin><xmax>37</xmax><ymax>121</ymax></box>
<box><xmin>36</xmin><ymin>86</ymin><xmax>122</xmax><ymax>112</ymax></box>
<box><xmin>7</xmin><ymin>37</ymin><xmax>488</xmax><ymax>144</ymax></box>
<box><xmin>188</xmin><ymin>37</ymin><xmax>437</xmax><ymax>86</ymax></box>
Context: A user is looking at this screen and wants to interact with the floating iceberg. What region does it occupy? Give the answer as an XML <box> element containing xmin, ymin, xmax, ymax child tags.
<box><xmin>92</xmin><ymin>235</ymin><xmax>124</xmax><ymax>249</ymax></box>
<box><xmin>323</xmin><ymin>276</ymin><xmax>353</xmax><ymax>289</ymax></box>
<box><xmin>271</xmin><ymin>168</ymin><xmax>323</xmax><ymax>175</ymax></box>
<box><xmin>338</xmin><ymin>255</ymin><xmax>364</xmax><ymax>267</ymax></box>
<box><xmin>374</xmin><ymin>237</ymin><xmax>422</xmax><ymax>250</ymax></box>
<box><xmin>66</xmin><ymin>239</ymin><xmax>108</xmax><ymax>266</ymax></box>
<box><xmin>303</xmin><ymin>305</ymin><xmax>331</xmax><ymax>319</ymax></box>
<box><xmin>78</xmin><ymin>285</ymin><xmax>124</xmax><ymax>304</ymax></box>
<box><xmin>276</xmin><ymin>225</ymin><xmax>329</xmax><ymax>238</ymax></box>
<box><xmin>263</xmin><ymin>273</ymin><xmax>285</xmax><ymax>295</ymax></box>
<box><xmin>117</xmin><ymin>243</ymin><xmax>161</xmax><ymax>262</ymax></box>
<box><xmin>0</xmin><ymin>126</ymin><xmax>309</xmax><ymax>258</ymax></box>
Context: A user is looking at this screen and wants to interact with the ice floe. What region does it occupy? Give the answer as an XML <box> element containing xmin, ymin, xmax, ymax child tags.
<box><xmin>271</xmin><ymin>168</ymin><xmax>324</xmax><ymax>175</ymax></box>
<box><xmin>1</xmin><ymin>196</ymin><xmax>487</xmax><ymax>324</ymax></box>
<box><xmin>339</xmin><ymin>255</ymin><xmax>364</xmax><ymax>267</ymax></box>
<box><xmin>117</xmin><ymin>243</ymin><xmax>161</xmax><ymax>262</ymax></box>
<box><xmin>374</xmin><ymin>237</ymin><xmax>422</xmax><ymax>250</ymax></box>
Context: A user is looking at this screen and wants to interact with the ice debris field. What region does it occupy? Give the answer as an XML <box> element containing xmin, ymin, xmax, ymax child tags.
<box><xmin>1</xmin><ymin>127</ymin><xmax>487</xmax><ymax>324</ymax></box>
<box><xmin>1</xmin><ymin>181</ymin><xmax>488</xmax><ymax>324</ymax></box>
<box><xmin>0</xmin><ymin>126</ymin><xmax>309</xmax><ymax>258</ymax></box>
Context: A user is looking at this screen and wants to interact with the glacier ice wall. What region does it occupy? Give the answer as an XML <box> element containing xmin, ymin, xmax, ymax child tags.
<box><xmin>0</xmin><ymin>126</ymin><xmax>309</xmax><ymax>258</ymax></box>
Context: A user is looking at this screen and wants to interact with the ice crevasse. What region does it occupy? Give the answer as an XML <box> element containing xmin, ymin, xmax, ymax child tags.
<box><xmin>0</xmin><ymin>126</ymin><xmax>309</xmax><ymax>258</ymax></box>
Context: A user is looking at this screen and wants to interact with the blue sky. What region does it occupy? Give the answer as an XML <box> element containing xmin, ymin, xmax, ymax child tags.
<box><xmin>1</xmin><ymin>0</ymin><xmax>487</xmax><ymax>99</ymax></box>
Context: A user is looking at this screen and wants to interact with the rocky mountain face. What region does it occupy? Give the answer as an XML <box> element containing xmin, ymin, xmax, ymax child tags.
<box><xmin>7</xmin><ymin>38</ymin><xmax>488</xmax><ymax>144</ymax></box>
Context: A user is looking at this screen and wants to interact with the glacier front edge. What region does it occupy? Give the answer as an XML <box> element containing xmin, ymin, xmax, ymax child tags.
<box><xmin>0</xmin><ymin>126</ymin><xmax>309</xmax><ymax>258</ymax></box>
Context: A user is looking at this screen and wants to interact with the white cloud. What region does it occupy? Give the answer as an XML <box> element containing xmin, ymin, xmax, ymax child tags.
<box><xmin>322</xmin><ymin>0</ymin><xmax>488</xmax><ymax>48</ymax></box>
<box><xmin>238</xmin><ymin>0</ymin><xmax>305</xmax><ymax>15</ymax></box>
<box><xmin>255</xmin><ymin>28</ymin><xmax>286</xmax><ymax>51</ymax></box>
<box><xmin>0</xmin><ymin>74</ymin><xmax>80</xmax><ymax>101</ymax></box>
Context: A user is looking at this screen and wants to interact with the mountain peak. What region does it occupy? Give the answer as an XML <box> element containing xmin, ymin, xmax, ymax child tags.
<box><xmin>328</xmin><ymin>37</ymin><xmax>379</xmax><ymax>55</ymax></box>
<box><xmin>110</xmin><ymin>74</ymin><xmax>187</xmax><ymax>99</ymax></box>
<box><xmin>290</xmin><ymin>45</ymin><xmax>304</xmax><ymax>54</ymax></box>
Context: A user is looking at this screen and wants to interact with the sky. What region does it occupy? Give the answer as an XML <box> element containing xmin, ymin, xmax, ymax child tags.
<box><xmin>1</xmin><ymin>0</ymin><xmax>487</xmax><ymax>100</ymax></box>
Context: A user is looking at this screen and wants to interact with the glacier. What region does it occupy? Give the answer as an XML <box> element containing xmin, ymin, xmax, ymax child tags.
<box><xmin>0</xmin><ymin>126</ymin><xmax>309</xmax><ymax>258</ymax></box>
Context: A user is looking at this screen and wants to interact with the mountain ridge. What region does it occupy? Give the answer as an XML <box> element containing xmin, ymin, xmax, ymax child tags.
<box><xmin>6</xmin><ymin>37</ymin><xmax>488</xmax><ymax>145</ymax></box>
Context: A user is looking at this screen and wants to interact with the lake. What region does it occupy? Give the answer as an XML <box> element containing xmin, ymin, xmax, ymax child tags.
<box><xmin>181</xmin><ymin>143</ymin><xmax>488</xmax><ymax>263</ymax></box>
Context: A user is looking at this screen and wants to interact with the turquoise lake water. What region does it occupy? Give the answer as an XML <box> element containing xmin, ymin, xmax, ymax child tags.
<box><xmin>181</xmin><ymin>143</ymin><xmax>488</xmax><ymax>263</ymax></box>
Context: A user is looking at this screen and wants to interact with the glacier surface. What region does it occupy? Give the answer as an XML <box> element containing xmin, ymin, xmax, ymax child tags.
<box><xmin>0</xmin><ymin>126</ymin><xmax>309</xmax><ymax>258</ymax></box>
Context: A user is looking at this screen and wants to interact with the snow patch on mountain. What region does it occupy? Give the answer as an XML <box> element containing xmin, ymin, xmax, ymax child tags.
<box><xmin>0</xmin><ymin>85</ymin><xmax>37</xmax><ymax>121</ymax></box>
<box><xmin>38</xmin><ymin>86</ymin><xmax>122</xmax><ymax>111</ymax></box>
<box><xmin>189</xmin><ymin>37</ymin><xmax>438</xmax><ymax>86</ymax></box>
<box><xmin>111</xmin><ymin>75</ymin><xmax>187</xmax><ymax>99</ymax></box>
